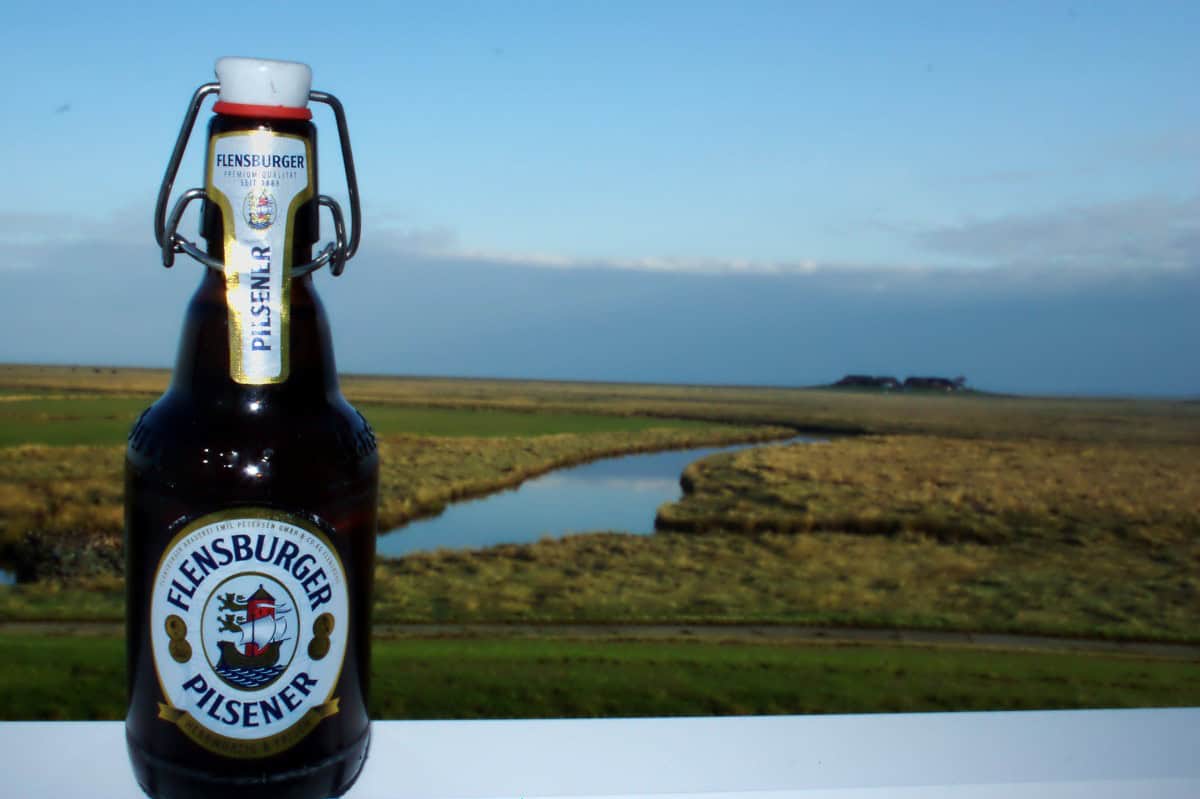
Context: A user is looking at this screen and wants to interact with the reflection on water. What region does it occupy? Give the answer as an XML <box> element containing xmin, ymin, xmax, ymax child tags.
<box><xmin>0</xmin><ymin>567</ymin><xmax>14</xmax><ymax>586</ymax></box>
<box><xmin>378</xmin><ymin>436</ymin><xmax>820</xmax><ymax>558</ymax></box>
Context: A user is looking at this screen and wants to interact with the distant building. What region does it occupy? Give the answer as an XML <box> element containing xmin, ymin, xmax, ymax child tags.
<box><xmin>834</xmin><ymin>374</ymin><xmax>969</xmax><ymax>392</ymax></box>
<box><xmin>834</xmin><ymin>375</ymin><xmax>901</xmax><ymax>390</ymax></box>
<box><xmin>903</xmin><ymin>376</ymin><xmax>959</xmax><ymax>392</ymax></box>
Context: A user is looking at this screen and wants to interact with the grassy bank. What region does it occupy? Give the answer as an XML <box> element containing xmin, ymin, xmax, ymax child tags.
<box><xmin>9</xmin><ymin>514</ymin><xmax>1194</xmax><ymax>642</ymax></box>
<box><xmin>0</xmin><ymin>423</ymin><xmax>785</xmax><ymax>581</ymax></box>
<box><xmin>657</xmin><ymin>435</ymin><xmax>1200</xmax><ymax>543</ymax></box>
<box><xmin>644</xmin><ymin>436</ymin><xmax>1200</xmax><ymax>640</ymax></box>
<box><xmin>373</xmin><ymin>525</ymin><xmax>1197</xmax><ymax>641</ymax></box>
<box><xmin>4</xmin><ymin>633</ymin><xmax>1198</xmax><ymax>720</ymax></box>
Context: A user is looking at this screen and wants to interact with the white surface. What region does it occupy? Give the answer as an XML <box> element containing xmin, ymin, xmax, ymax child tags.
<box><xmin>3</xmin><ymin>710</ymin><xmax>1199</xmax><ymax>798</ymax></box>
<box><xmin>215</xmin><ymin>56</ymin><xmax>312</xmax><ymax>108</ymax></box>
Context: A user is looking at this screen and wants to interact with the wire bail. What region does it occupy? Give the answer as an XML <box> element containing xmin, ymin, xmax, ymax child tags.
<box><xmin>153</xmin><ymin>83</ymin><xmax>361</xmax><ymax>277</ymax></box>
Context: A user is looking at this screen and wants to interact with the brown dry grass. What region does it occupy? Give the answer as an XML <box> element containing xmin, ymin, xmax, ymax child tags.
<box><xmin>658</xmin><ymin>436</ymin><xmax>1200</xmax><ymax>545</ymax></box>
<box><xmin>0</xmin><ymin>425</ymin><xmax>784</xmax><ymax>580</ymax></box>
<box><xmin>642</xmin><ymin>436</ymin><xmax>1200</xmax><ymax>639</ymax></box>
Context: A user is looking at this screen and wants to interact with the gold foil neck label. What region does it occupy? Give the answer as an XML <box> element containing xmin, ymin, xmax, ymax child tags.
<box><xmin>206</xmin><ymin>131</ymin><xmax>314</xmax><ymax>385</ymax></box>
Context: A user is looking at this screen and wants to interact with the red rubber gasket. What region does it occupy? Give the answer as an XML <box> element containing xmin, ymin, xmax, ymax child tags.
<box><xmin>213</xmin><ymin>101</ymin><xmax>313</xmax><ymax>121</ymax></box>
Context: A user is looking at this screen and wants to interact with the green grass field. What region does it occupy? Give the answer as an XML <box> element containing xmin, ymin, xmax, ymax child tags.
<box><xmin>0</xmin><ymin>393</ymin><xmax>714</xmax><ymax>448</ymax></box>
<box><xmin>4</xmin><ymin>364</ymin><xmax>1197</xmax><ymax>444</ymax></box>
<box><xmin>0</xmin><ymin>396</ymin><xmax>151</xmax><ymax>447</ymax></box>
<box><xmin>360</xmin><ymin>403</ymin><xmax>715</xmax><ymax>437</ymax></box>
<box><xmin>4</xmin><ymin>633</ymin><xmax>1197</xmax><ymax>721</ymax></box>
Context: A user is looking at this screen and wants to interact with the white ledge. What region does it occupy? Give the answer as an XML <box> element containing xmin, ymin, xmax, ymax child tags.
<box><xmin>3</xmin><ymin>709</ymin><xmax>1198</xmax><ymax>797</ymax></box>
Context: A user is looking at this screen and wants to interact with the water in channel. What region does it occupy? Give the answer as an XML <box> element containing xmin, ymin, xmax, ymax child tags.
<box><xmin>0</xmin><ymin>437</ymin><xmax>818</xmax><ymax>585</ymax></box>
<box><xmin>376</xmin><ymin>436</ymin><xmax>820</xmax><ymax>558</ymax></box>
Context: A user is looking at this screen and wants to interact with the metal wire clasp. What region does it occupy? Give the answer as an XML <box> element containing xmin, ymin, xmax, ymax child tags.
<box><xmin>153</xmin><ymin>83</ymin><xmax>361</xmax><ymax>277</ymax></box>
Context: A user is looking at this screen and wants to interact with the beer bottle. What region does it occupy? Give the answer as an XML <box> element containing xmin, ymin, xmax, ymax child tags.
<box><xmin>126</xmin><ymin>57</ymin><xmax>376</xmax><ymax>799</ymax></box>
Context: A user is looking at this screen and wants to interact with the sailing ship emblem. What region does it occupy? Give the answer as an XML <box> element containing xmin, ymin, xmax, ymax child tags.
<box><xmin>212</xmin><ymin>582</ymin><xmax>294</xmax><ymax>690</ymax></box>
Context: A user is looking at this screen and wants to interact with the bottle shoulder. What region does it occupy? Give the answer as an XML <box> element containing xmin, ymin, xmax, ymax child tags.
<box><xmin>127</xmin><ymin>387</ymin><xmax>378</xmax><ymax>489</ymax></box>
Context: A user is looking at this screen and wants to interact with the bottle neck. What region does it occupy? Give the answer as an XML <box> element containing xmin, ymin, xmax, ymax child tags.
<box><xmin>171</xmin><ymin>112</ymin><xmax>338</xmax><ymax>402</ymax></box>
<box><xmin>170</xmin><ymin>267</ymin><xmax>341</xmax><ymax>402</ymax></box>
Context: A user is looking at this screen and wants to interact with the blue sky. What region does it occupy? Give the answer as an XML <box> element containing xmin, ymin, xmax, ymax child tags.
<box><xmin>2</xmin><ymin>1</ymin><xmax>1198</xmax><ymax>395</ymax></box>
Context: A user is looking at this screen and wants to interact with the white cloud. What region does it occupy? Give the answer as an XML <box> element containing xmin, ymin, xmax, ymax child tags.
<box><xmin>373</xmin><ymin>222</ymin><xmax>459</xmax><ymax>255</ymax></box>
<box><xmin>440</xmin><ymin>250</ymin><xmax>827</xmax><ymax>274</ymax></box>
<box><xmin>914</xmin><ymin>195</ymin><xmax>1200</xmax><ymax>272</ymax></box>
<box><xmin>0</xmin><ymin>204</ymin><xmax>159</xmax><ymax>267</ymax></box>
<box><xmin>11</xmin><ymin>190</ymin><xmax>1200</xmax><ymax>282</ymax></box>
<box><xmin>369</xmin><ymin>193</ymin><xmax>1200</xmax><ymax>278</ymax></box>
<box><xmin>372</xmin><ymin>229</ymin><xmax>853</xmax><ymax>276</ymax></box>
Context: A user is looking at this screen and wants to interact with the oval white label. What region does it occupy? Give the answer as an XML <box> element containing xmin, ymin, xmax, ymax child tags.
<box><xmin>150</xmin><ymin>510</ymin><xmax>348</xmax><ymax>758</ymax></box>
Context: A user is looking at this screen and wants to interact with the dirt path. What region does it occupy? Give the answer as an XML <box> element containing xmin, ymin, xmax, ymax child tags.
<box><xmin>374</xmin><ymin>623</ymin><xmax>1200</xmax><ymax>659</ymax></box>
<box><xmin>3</xmin><ymin>620</ymin><xmax>1197</xmax><ymax>659</ymax></box>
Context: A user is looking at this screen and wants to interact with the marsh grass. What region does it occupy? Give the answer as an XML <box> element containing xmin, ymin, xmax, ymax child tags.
<box><xmin>0</xmin><ymin>425</ymin><xmax>784</xmax><ymax>581</ymax></box>
<box><xmin>369</xmin><ymin>525</ymin><xmax>1199</xmax><ymax>640</ymax></box>
<box><xmin>9</xmin><ymin>517</ymin><xmax>1196</xmax><ymax>641</ymax></box>
<box><xmin>1</xmin><ymin>365</ymin><xmax>1196</xmax><ymax>645</ymax></box>
<box><xmin>657</xmin><ymin>436</ymin><xmax>1200</xmax><ymax>546</ymax></box>
<box><xmin>4</xmin><ymin>633</ymin><xmax>1198</xmax><ymax>720</ymax></box>
<box><xmin>647</xmin><ymin>436</ymin><xmax>1200</xmax><ymax>640</ymax></box>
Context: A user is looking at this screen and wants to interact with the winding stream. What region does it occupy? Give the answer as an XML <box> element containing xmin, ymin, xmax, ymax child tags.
<box><xmin>377</xmin><ymin>435</ymin><xmax>820</xmax><ymax>558</ymax></box>
<box><xmin>0</xmin><ymin>436</ymin><xmax>818</xmax><ymax>585</ymax></box>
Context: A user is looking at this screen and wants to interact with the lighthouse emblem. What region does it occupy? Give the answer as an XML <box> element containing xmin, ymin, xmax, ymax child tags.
<box><xmin>210</xmin><ymin>578</ymin><xmax>295</xmax><ymax>690</ymax></box>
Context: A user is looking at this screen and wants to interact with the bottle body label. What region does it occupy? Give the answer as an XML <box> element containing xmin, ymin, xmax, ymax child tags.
<box><xmin>206</xmin><ymin>131</ymin><xmax>313</xmax><ymax>385</ymax></box>
<box><xmin>149</xmin><ymin>509</ymin><xmax>348</xmax><ymax>758</ymax></box>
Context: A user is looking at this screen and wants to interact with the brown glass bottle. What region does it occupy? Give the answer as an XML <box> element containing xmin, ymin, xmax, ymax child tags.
<box><xmin>125</xmin><ymin>110</ymin><xmax>377</xmax><ymax>798</ymax></box>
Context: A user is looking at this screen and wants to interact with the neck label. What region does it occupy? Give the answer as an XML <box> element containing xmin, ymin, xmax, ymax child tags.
<box><xmin>206</xmin><ymin>131</ymin><xmax>313</xmax><ymax>385</ymax></box>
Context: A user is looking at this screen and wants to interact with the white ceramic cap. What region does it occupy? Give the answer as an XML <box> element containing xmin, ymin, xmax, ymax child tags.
<box><xmin>215</xmin><ymin>57</ymin><xmax>312</xmax><ymax>109</ymax></box>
